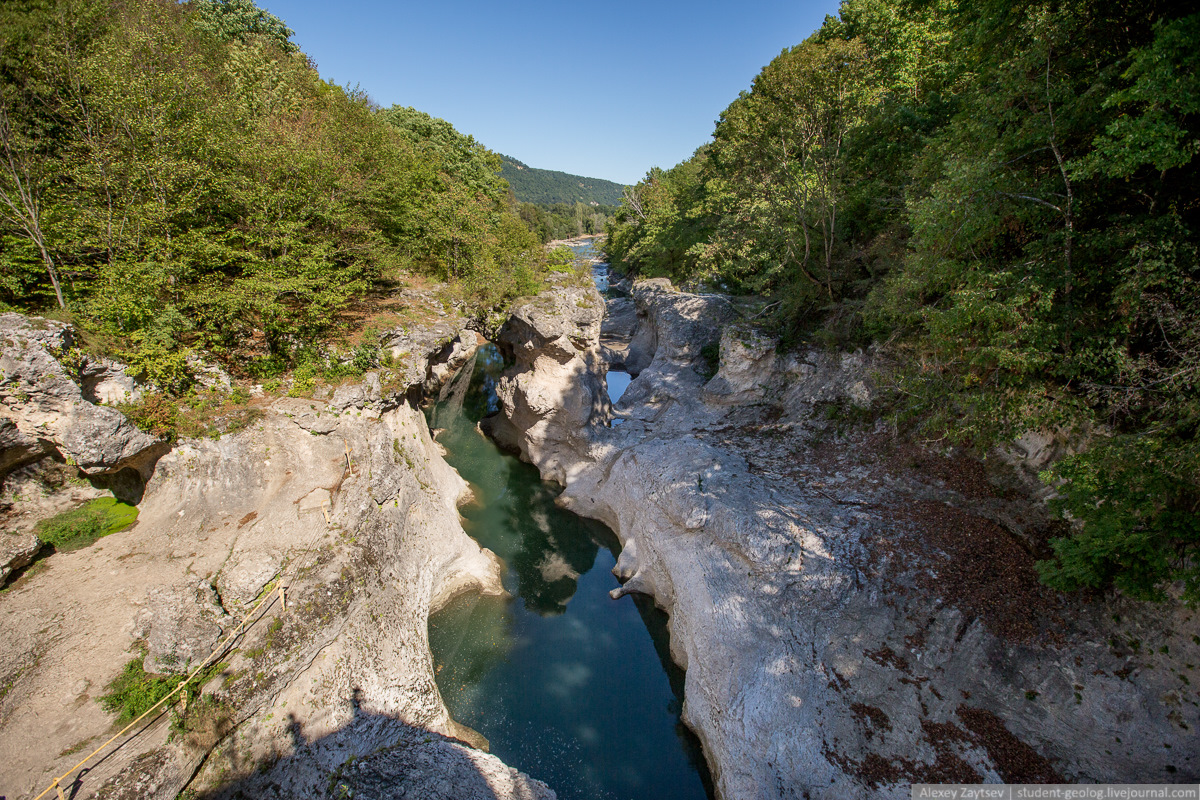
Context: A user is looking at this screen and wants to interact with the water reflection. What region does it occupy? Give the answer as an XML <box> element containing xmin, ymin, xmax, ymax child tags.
<box><xmin>606</xmin><ymin>370</ymin><xmax>631</xmax><ymax>405</ymax></box>
<box><xmin>426</xmin><ymin>344</ymin><xmax>712</xmax><ymax>800</ymax></box>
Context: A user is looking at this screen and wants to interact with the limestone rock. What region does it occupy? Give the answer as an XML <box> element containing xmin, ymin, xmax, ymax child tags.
<box><xmin>702</xmin><ymin>324</ymin><xmax>777</xmax><ymax>405</ymax></box>
<box><xmin>0</xmin><ymin>313</ymin><xmax>159</xmax><ymax>474</ymax></box>
<box><xmin>488</xmin><ymin>284</ymin><xmax>609</xmax><ymax>485</ymax></box>
<box><xmin>778</xmin><ymin>347</ymin><xmax>875</xmax><ymax>411</ymax></box>
<box><xmin>137</xmin><ymin>582</ymin><xmax>231</xmax><ymax>674</ymax></box>
<box><xmin>79</xmin><ymin>356</ymin><xmax>141</xmax><ymax>405</ymax></box>
<box><xmin>186</xmin><ymin>353</ymin><xmax>233</xmax><ymax>392</ymax></box>
<box><xmin>624</xmin><ymin>278</ymin><xmax>736</xmax><ymax>376</ymax></box>
<box><xmin>492</xmin><ymin>273</ymin><xmax>1200</xmax><ymax>798</ymax></box>
<box><xmin>0</xmin><ymin>417</ymin><xmax>46</xmax><ymax>477</ymax></box>
<box><xmin>382</xmin><ymin>318</ymin><xmax>468</xmax><ymax>394</ymax></box>
<box><xmin>273</xmin><ymin>397</ymin><xmax>339</xmax><ymax>435</ymax></box>
<box><xmin>427</xmin><ymin>331</ymin><xmax>481</xmax><ymax>400</ymax></box>
<box><xmin>334</xmin><ymin>728</ymin><xmax>557</xmax><ymax>800</ymax></box>
<box><xmin>0</xmin><ymin>530</ymin><xmax>41</xmax><ymax>584</ymax></box>
<box><xmin>0</xmin><ymin>313</ymin><xmax>538</xmax><ymax>800</ymax></box>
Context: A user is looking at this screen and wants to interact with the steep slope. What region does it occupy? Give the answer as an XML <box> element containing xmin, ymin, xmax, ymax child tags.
<box><xmin>499</xmin><ymin>155</ymin><xmax>624</xmax><ymax>205</ymax></box>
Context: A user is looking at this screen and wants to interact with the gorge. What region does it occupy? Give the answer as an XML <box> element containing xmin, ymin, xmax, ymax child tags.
<box><xmin>1</xmin><ymin>250</ymin><xmax>1198</xmax><ymax>800</ymax></box>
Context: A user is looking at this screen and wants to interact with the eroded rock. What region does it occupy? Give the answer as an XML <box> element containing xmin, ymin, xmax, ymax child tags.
<box><xmin>493</xmin><ymin>277</ymin><xmax>1200</xmax><ymax>799</ymax></box>
<box><xmin>486</xmin><ymin>284</ymin><xmax>609</xmax><ymax>486</ymax></box>
<box><xmin>0</xmin><ymin>314</ymin><xmax>158</xmax><ymax>474</ymax></box>
<box><xmin>0</xmin><ymin>313</ymin><xmax>542</xmax><ymax>800</ymax></box>
<box><xmin>137</xmin><ymin>582</ymin><xmax>231</xmax><ymax>674</ymax></box>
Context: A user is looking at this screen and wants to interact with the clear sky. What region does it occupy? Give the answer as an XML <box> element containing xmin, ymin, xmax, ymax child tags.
<box><xmin>258</xmin><ymin>0</ymin><xmax>843</xmax><ymax>186</ymax></box>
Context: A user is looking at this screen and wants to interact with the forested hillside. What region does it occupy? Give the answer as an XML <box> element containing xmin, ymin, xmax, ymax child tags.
<box><xmin>499</xmin><ymin>155</ymin><xmax>624</xmax><ymax>206</ymax></box>
<box><xmin>0</xmin><ymin>0</ymin><xmax>544</xmax><ymax>376</ymax></box>
<box><xmin>605</xmin><ymin>0</ymin><xmax>1200</xmax><ymax>603</ymax></box>
<box><xmin>515</xmin><ymin>200</ymin><xmax>616</xmax><ymax>244</ymax></box>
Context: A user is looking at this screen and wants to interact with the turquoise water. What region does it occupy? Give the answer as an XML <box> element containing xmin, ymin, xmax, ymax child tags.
<box><xmin>426</xmin><ymin>345</ymin><xmax>712</xmax><ymax>800</ymax></box>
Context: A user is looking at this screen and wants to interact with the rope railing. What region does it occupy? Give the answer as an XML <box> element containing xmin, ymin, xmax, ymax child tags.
<box><xmin>33</xmin><ymin>582</ymin><xmax>284</xmax><ymax>800</ymax></box>
<box><xmin>32</xmin><ymin>441</ymin><xmax>354</xmax><ymax>800</ymax></box>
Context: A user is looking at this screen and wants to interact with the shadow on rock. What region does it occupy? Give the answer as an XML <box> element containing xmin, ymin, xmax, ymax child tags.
<box><xmin>193</xmin><ymin>689</ymin><xmax>555</xmax><ymax>800</ymax></box>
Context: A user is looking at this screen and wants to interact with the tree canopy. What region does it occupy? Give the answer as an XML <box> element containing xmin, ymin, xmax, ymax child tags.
<box><xmin>605</xmin><ymin>0</ymin><xmax>1200</xmax><ymax>603</ymax></box>
<box><xmin>0</xmin><ymin>0</ymin><xmax>543</xmax><ymax>374</ymax></box>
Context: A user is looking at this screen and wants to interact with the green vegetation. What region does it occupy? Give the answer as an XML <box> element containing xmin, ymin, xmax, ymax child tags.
<box><xmin>497</xmin><ymin>155</ymin><xmax>622</xmax><ymax>243</ymax></box>
<box><xmin>100</xmin><ymin>655</ymin><xmax>226</xmax><ymax>725</ymax></box>
<box><xmin>34</xmin><ymin>497</ymin><xmax>138</xmax><ymax>551</ymax></box>
<box><xmin>606</xmin><ymin>0</ymin><xmax>1200</xmax><ymax>603</ymax></box>
<box><xmin>516</xmin><ymin>201</ymin><xmax>617</xmax><ymax>244</ymax></box>
<box><xmin>0</xmin><ymin>0</ymin><xmax>546</xmax><ymax>385</ymax></box>
<box><xmin>499</xmin><ymin>155</ymin><xmax>623</xmax><ymax>206</ymax></box>
<box><xmin>100</xmin><ymin>657</ymin><xmax>184</xmax><ymax>724</ymax></box>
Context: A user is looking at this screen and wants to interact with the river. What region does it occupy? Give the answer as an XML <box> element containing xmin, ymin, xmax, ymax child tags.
<box><xmin>425</xmin><ymin>254</ymin><xmax>712</xmax><ymax>800</ymax></box>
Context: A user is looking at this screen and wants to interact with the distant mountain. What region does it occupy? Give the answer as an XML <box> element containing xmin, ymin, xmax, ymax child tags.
<box><xmin>498</xmin><ymin>155</ymin><xmax>625</xmax><ymax>206</ymax></box>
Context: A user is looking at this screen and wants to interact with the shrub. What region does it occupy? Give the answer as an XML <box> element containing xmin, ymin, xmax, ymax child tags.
<box><xmin>100</xmin><ymin>657</ymin><xmax>228</xmax><ymax>727</ymax></box>
<box><xmin>119</xmin><ymin>393</ymin><xmax>180</xmax><ymax>440</ymax></box>
<box><xmin>35</xmin><ymin>497</ymin><xmax>139</xmax><ymax>551</ymax></box>
<box><xmin>1037</xmin><ymin>435</ymin><xmax>1200</xmax><ymax>604</ymax></box>
<box><xmin>100</xmin><ymin>658</ymin><xmax>184</xmax><ymax>724</ymax></box>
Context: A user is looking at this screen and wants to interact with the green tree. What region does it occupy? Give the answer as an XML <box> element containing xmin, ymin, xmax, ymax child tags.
<box><xmin>705</xmin><ymin>38</ymin><xmax>876</xmax><ymax>314</ymax></box>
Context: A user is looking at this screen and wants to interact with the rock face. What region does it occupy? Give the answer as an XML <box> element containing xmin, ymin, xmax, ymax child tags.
<box><xmin>0</xmin><ymin>313</ymin><xmax>553</xmax><ymax>800</ymax></box>
<box><xmin>0</xmin><ymin>314</ymin><xmax>160</xmax><ymax>475</ymax></box>
<box><xmin>485</xmin><ymin>281</ymin><xmax>609</xmax><ymax>486</ymax></box>
<box><xmin>493</xmin><ymin>277</ymin><xmax>1200</xmax><ymax>799</ymax></box>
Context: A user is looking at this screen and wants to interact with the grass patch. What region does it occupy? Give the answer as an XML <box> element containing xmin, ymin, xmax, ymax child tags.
<box><xmin>99</xmin><ymin>656</ymin><xmax>227</xmax><ymax>726</ymax></box>
<box><xmin>100</xmin><ymin>658</ymin><xmax>186</xmax><ymax>724</ymax></box>
<box><xmin>35</xmin><ymin>497</ymin><xmax>138</xmax><ymax>551</ymax></box>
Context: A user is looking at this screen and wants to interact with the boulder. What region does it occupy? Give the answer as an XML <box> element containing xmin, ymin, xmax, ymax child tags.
<box><xmin>488</xmin><ymin>285</ymin><xmax>609</xmax><ymax>485</ymax></box>
<box><xmin>0</xmin><ymin>530</ymin><xmax>41</xmax><ymax>584</ymax></box>
<box><xmin>0</xmin><ymin>313</ymin><xmax>159</xmax><ymax>475</ymax></box>
<box><xmin>702</xmin><ymin>324</ymin><xmax>777</xmax><ymax>405</ymax></box>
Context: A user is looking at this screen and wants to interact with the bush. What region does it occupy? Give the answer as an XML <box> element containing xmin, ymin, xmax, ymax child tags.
<box><xmin>35</xmin><ymin>497</ymin><xmax>139</xmax><ymax>551</ymax></box>
<box><xmin>1037</xmin><ymin>436</ymin><xmax>1200</xmax><ymax>604</ymax></box>
<box><xmin>100</xmin><ymin>656</ymin><xmax>229</xmax><ymax>726</ymax></box>
<box><xmin>100</xmin><ymin>658</ymin><xmax>185</xmax><ymax>724</ymax></box>
<box><xmin>119</xmin><ymin>393</ymin><xmax>181</xmax><ymax>440</ymax></box>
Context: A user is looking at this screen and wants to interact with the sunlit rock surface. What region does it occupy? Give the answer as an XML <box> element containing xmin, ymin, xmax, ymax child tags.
<box><xmin>0</xmin><ymin>314</ymin><xmax>552</xmax><ymax>800</ymax></box>
<box><xmin>484</xmin><ymin>278</ymin><xmax>609</xmax><ymax>486</ymax></box>
<box><xmin>495</xmin><ymin>277</ymin><xmax>1200</xmax><ymax>799</ymax></box>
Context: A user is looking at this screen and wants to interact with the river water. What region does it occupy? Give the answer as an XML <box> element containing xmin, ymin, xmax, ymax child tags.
<box><xmin>425</xmin><ymin>257</ymin><xmax>711</xmax><ymax>799</ymax></box>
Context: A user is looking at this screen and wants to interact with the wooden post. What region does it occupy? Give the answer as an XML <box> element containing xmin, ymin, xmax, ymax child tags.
<box><xmin>279</xmin><ymin>579</ymin><xmax>289</xmax><ymax>612</ymax></box>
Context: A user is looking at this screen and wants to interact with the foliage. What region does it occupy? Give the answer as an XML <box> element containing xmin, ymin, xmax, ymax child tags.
<box><xmin>498</xmin><ymin>154</ymin><xmax>624</xmax><ymax>206</ymax></box>
<box><xmin>610</xmin><ymin>0</ymin><xmax>1200</xmax><ymax>602</ymax></box>
<box><xmin>101</xmin><ymin>657</ymin><xmax>184</xmax><ymax>724</ymax></box>
<box><xmin>191</xmin><ymin>0</ymin><xmax>296</xmax><ymax>51</ymax></box>
<box><xmin>604</xmin><ymin>149</ymin><xmax>711</xmax><ymax>284</ymax></box>
<box><xmin>119</xmin><ymin>387</ymin><xmax>263</xmax><ymax>440</ymax></box>
<box><xmin>1038</xmin><ymin>435</ymin><xmax>1200</xmax><ymax>603</ymax></box>
<box><xmin>517</xmin><ymin>200</ymin><xmax>614</xmax><ymax>244</ymax></box>
<box><xmin>35</xmin><ymin>496</ymin><xmax>138</xmax><ymax>551</ymax></box>
<box><xmin>0</xmin><ymin>0</ymin><xmax>549</xmax><ymax>370</ymax></box>
<box><xmin>100</xmin><ymin>654</ymin><xmax>227</xmax><ymax>725</ymax></box>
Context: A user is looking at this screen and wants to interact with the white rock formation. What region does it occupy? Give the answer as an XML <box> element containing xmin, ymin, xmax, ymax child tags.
<box><xmin>0</xmin><ymin>313</ymin><xmax>554</xmax><ymax>800</ymax></box>
<box><xmin>491</xmin><ymin>277</ymin><xmax>1200</xmax><ymax>798</ymax></box>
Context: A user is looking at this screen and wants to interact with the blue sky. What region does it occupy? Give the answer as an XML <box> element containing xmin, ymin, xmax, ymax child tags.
<box><xmin>259</xmin><ymin>0</ymin><xmax>843</xmax><ymax>185</ymax></box>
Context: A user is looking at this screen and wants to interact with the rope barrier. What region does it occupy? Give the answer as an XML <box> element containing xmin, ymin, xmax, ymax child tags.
<box><xmin>34</xmin><ymin>440</ymin><xmax>357</xmax><ymax>799</ymax></box>
<box><xmin>34</xmin><ymin>582</ymin><xmax>282</xmax><ymax>800</ymax></box>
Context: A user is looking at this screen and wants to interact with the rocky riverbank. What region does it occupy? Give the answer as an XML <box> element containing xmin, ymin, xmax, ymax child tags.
<box><xmin>0</xmin><ymin>313</ymin><xmax>553</xmax><ymax>800</ymax></box>
<box><xmin>487</xmin><ymin>278</ymin><xmax>1200</xmax><ymax>798</ymax></box>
